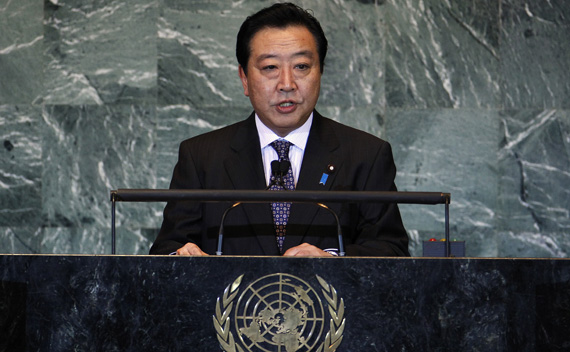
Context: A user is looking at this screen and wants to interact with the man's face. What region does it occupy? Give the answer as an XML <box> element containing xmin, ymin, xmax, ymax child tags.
<box><xmin>239</xmin><ymin>25</ymin><xmax>322</xmax><ymax>137</ymax></box>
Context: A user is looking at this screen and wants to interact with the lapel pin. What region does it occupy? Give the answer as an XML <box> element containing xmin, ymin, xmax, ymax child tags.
<box><xmin>319</xmin><ymin>164</ymin><xmax>336</xmax><ymax>185</ymax></box>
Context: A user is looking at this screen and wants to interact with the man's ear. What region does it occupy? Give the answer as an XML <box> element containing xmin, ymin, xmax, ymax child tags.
<box><xmin>238</xmin><ymin>65</ymin><xmax>249</xmax><ymax>97</ymax></box>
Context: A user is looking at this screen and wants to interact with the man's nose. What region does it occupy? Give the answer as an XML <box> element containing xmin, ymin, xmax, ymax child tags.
<box><xmin>278</xmin><ymin>68</ymin><xmax>296</xmax><ymax>92</ymax></box>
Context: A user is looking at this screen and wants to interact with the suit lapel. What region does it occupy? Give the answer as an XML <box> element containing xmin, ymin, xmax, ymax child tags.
<box><xmin>223</xmin><ymin>113</ymin><xmax>279</xmax><ymax>255</ymax></box>
<box><xmin>296</xmin><ymin>113</ymin><xmax>342</xmax><ymax>192</ymax></box>
<box><xmin>283</xmin><ymin>112</ymin><xmax>344</xmax><ymax>250</ymax></box>
<box><xmin>224</xmin><ymin>113</ymin><xmax>265</xmax><ymax>190</ymax></box>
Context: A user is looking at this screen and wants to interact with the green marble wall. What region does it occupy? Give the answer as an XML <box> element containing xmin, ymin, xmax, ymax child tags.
<box><xmin>1</xmin><ymin>0</ymin><xmax>568</xmax><ymax>257</ymax></box>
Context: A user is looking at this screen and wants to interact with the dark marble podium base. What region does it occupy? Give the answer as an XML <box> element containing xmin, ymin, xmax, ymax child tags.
<box><xmin>1</xmin><ymin>255</ymin><xmax>569</xmax><ymax>351</ymax></box>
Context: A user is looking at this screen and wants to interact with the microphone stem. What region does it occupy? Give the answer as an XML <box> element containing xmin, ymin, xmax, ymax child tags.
<box><xmin>216</xmin><ymin>202</ymin><xmax>241</xmax><ymax>255</ymax></box>
<box><xmin>316</xmin><ymin>203</ymin><xmax>345</xmax><ymax>256</ymax></box>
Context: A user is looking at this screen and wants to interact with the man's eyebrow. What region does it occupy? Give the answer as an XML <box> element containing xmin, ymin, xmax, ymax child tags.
<box><xmin>292</xmin><ymin>50</ymin><xmax>315</xmax><ymax>59</ymax></box>
<box><xmin>255</xmin><ymin>50</ymin><xmax>315</xmax><ymax>62</ymax></box>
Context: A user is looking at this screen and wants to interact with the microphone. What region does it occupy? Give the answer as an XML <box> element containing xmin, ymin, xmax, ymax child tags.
<box><xmin>219</xmin><ymin>160</ymin><xmax>289</xmax><ymax>255</ymax></box>
<box><xmin>272</xmin><ymin>160</ymin><xmax>281</xmax><ymax>175</ymax></box>
<box><xmin>314</xmin><ymin>203</ymin><xmax>345</xmax><ymax>256</ymax></box>
<box><xmin>216</xmin><ymin>202</ymin><xmax>241</xmax><ymax>255</ymax></box>
<box><xmin>217</xmin><ymin>161</ymin><xmax>345</xmax><ymax>256</ymax></box>
<box><xmin>278</xmin><ymin>160</ymin><xmax>290</xmax><ymax>177</ymax></box>
<box><xmin>265</xmin><ymin>160</ymin><xmax>345</xmax><ymax>256</ymax></box>
<box><xmin>276</xmin><ymin>160</ymin><xmax>290</xmax><ymax>189</ymax></box>
<box><xmin>265</xmin><ymin>160</ymin><xmax>288</xmax><ymax>190</ymax></box>
<box><xmin>269</xmin><ymin>159</ymin><xmax>345</xmax><ymax>256</ymax></box>
<box><xmin>216</xmin><ymin>201</ymin><xmax>346</xmax><ymax>256</ymax></box>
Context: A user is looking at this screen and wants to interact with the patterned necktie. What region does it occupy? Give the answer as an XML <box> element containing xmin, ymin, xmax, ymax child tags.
<box><xmin>269</xmin><ymin>139</ymin><xmax>295</xmax><ymax>253</ymax></box>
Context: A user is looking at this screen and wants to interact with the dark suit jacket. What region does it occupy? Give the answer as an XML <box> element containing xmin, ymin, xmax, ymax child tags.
<box><xmin>150</xmin><ymin>111</ymin><xmax>409</xmax><ymax>256</ymax></box>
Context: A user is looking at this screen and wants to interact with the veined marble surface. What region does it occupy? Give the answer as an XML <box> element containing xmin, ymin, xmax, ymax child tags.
<box><xmin>0</xmin><ymin>0</ymin><xmax>44</xmax><ymax>104</ymax></box>
<box><xmin>43</xmin><ymin>0</ymin><xmax>158</xmax><ymax>105</ymax></box>
<box><xmin>497</xmin><ymin>109</ymin><xmax>570</xmax><ymax>256</ymax></box>
<box><xmin>501</xmin><ymin>0</ymin><xmax>570</xmax><ymax>108</ymax></box>
<box><xmin>386</xmin><ymin>0</ymin><xmax>501</xmax><ymax>108</ymax></box>
<box><xmin>388</xmin><ymin>108</ymin><xmax>500</xmax><ymax>256</ymax></box>
<box><xmin>1</xmin><ymin>0</ymin><xmax>569</xmax><ymax>257</ymax></box>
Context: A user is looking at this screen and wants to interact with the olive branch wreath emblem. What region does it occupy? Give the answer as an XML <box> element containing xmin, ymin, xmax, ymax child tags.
<box><xmin>213</xmin><ymin>274</ymin><xmax>345</xmax><ymax>352</ymax></box>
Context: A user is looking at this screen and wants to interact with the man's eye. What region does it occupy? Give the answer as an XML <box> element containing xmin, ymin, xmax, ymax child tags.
<box><xmin>262</xmin><ymin>65</ymin><xmax>277</xmax><ymax>70</ymax></box>
<box><xmin>296</xmin><ymin>64</ymin><xmax>309</xmax><ymax>70</ymax></box>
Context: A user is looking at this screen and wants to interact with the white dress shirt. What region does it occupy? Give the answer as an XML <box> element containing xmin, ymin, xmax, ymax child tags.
<box><xmin>255</xmin><ymin>113</ymin><xmax>313</xmax><ymax>187</ymax></box>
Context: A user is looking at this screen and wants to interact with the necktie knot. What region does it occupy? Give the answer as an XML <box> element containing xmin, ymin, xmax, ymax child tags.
<box><xmin>270</xmin><ymin>139</ymin><xmax>292</xmax><ymax>161</ymax></box>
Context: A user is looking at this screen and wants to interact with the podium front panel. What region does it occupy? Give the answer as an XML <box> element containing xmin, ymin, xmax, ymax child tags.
<box><xmin>1</xmin><ymin>255</ymin><xmax>569</xmax><ymax>351</ymax></box>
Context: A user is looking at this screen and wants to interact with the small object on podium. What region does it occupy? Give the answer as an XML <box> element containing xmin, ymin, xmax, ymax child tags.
<box><xmin>422</xmin><ymin>240</ymin><xmax>465</xmax><ymax>257</ymax></box>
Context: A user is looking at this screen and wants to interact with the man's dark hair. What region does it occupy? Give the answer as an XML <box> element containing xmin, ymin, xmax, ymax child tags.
<box><xmin>236</xmin><ymin>2</ymin><xmax>328</xmax><ymax>75</ymax></box>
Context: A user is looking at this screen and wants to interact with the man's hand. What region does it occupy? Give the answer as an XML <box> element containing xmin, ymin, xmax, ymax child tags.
<box><xmin>176</xmin><ymin>243</ymin><xmax>209</xmax><ymax>256</ymax></box>
<box><xmin>282</xmin><ymin>243</ymin><xmax>333</xmax><ymax>257</ymax></box>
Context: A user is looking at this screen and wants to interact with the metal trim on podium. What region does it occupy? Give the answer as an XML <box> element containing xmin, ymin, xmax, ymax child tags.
<box><xmin>109</xmin><ymin>189</ymin><xmax>451</xmax><ymax>255</ymax></box>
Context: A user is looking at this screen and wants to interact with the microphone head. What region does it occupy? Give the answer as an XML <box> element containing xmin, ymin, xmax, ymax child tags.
<box><xmin>271</xmin><ymin>160</ymin><xmax>281</xmax><ymax>176</ymax></box>
<box><xmin>279</xmin><ymin>160</ymin><xmax>291</xmax><ymax>176</ymax></box>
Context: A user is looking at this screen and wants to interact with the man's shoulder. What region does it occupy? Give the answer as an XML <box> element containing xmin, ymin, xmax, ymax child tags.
<box><xmin>316</xmin><ymin>113</ymin><xmax>388</xmax><ymax>146</ymax></box>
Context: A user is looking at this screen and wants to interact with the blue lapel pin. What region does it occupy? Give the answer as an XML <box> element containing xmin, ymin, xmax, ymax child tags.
<box><xmin>319</xmin><ymin>164</ymin><xmax>336</xmax><ymax>186</ymax></box>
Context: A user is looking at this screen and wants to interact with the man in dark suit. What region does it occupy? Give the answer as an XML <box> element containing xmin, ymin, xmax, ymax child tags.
<box><xmin>150</xmin><ymin>3</ymin><xmax>409</xmax><ymax>257</ymax></box>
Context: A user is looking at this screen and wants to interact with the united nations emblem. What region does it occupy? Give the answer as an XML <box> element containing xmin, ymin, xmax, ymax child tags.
<box><xmin>213</xmin><ymin>273</ymin><xmax>345</xmax><ymax>352</ymax></box>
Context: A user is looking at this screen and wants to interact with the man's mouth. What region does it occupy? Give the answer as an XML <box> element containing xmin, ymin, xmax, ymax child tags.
<box><xmin>279</xmin><ymin>102</ymin><xmax>294</xmax><ymax>107</ymax></box>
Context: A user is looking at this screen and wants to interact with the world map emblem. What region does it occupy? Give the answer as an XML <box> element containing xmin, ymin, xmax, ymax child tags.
<box><xmin>214</xmin><ymin>273</ymin><xmax>345</xmax><ymax>352</ymax></box>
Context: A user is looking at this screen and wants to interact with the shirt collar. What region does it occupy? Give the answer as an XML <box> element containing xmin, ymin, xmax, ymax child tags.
<box><xmin>255</xmin><ymin>112</ymin><xmax>313</xmax><ymax>151</ymax></box>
